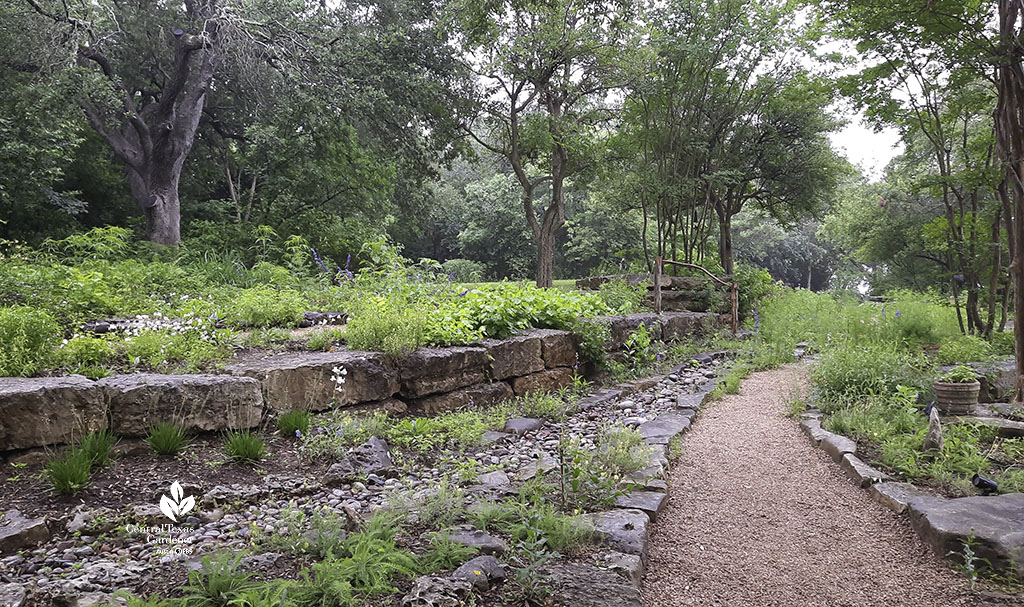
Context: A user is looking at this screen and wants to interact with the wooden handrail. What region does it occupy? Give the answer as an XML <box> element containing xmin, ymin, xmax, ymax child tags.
<box><xmin>654</xmin><ymin>256</ymin><xmax>739</xmax><ymax>335</ymax></box>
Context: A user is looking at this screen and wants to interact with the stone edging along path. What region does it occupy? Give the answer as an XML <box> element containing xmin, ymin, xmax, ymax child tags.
<box><xmin>799</xmin><ymin>406</ymin><xmax>1024</xmax><ymax>581</ymax></box>
<box><xmin>0</xmin><ymin>311</ymin><xmax>726</xmax><ymax>456</ymax></box>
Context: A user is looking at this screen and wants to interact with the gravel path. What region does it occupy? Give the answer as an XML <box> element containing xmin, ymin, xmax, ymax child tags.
<box><xmin>642</xmin><ymin>363</ymin><xmax>979</xmax><ymax>607</ymax></box>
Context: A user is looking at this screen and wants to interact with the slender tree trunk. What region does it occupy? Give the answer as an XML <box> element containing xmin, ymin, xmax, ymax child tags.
<box><xmin>996</xmin><ymin>0</ymin><xmax>1024</xmax><ymax>402</ymax></box>
<box><xmin>715</xmin><ymin>199</ymin><xmax>734</xmax><ymax>277</ymax></box>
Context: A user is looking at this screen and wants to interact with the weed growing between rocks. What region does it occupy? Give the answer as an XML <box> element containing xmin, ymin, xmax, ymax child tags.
<box><xmin>44</xmin><ymin>430</ymin><xmax>118</xmax><ymax>494</ymax></box>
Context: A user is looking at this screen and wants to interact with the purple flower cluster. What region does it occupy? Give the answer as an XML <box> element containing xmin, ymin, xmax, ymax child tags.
<box><xmin>310</xmin><ymin>247</ymin><xmax>328</xmax><ymax>273</ymax></box>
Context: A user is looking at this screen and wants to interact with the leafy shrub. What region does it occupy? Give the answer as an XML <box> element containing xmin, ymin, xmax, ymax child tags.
<box><xmin>571</xmin><ymin>318</ymin><xmax>609</xmax><ymax>364</ymax></box>
<box><xmin>940</xmin><ymin>365</ymin><xmax>979</xmax><ymax>383</ymax></box>
<box><xmin>147</xmin><ymin>423</ymin><xmax>188</xmax><ymax>455</ymax></box>
<box><xmin>596</xmin><ymin>278</ymin><xmax>647</xmax><ymax>314</ymax></box>
<box><xmin>623</xmin><ymin>323</ymin><xmax>656</xmax><ymax>368</ymax></box>
<box><xmin>122</xmin><ymin>329</ymin><xmax>228</xmax><ymax>373</ymax></box>
<box><xmin>58</xmin><ymin>335</ymin><xmax>116</xmax><ymax>368</ymax></box>
<box><xmin>812</xmin><ymin>343</ymin><xmax>928</xmax><ymax>404</ymax></box>
<box><xmin>514</xmin><ymin>392</ymin><xmax>568</xmax><ymax>421</ymax></box>
<box><xmin>345</xmin><ymin>296</ymin><xmax>426</xmax><ymax>356</ymax></box>
<box><xmin>229</xmin><ymin>286</ymin><xmax>306</xmax><ymax>328</ymax></box>
<box><xmin>224</xmin><ymin>430</ymin><xmax>267</xmax><ymax>463</ymax></box>
<box><xmin>46</xmin><ymin>449</ymin><xmax>92</xmax><ymax>494</ymax></box>
<box><xmin>307</xmin><ymin>327</ymin><xmax>345</xmax><ymax>351</ymax></box>
<box><xmin>734</xmin><ymin>262</ymin><xmax>777</xmax><ymax>317</ymax></box>
<box><xmin>262</xmin><ymin>506</ymin><xmax>350</xmax><ymax>558</ymax></box>
<box><xmin>441</xmin><ymin>258</ymin><xmax>485</xmax><ymax>282</ymax></box>
<box><xmin>937</xmin><ymin>336</ymin><xmax>993</xmax><ymax>364</ymax></box>
<box><xmin>0</xmin><ymin>305</ymin><xmax>59</xmax><ymax>376</ymax></box>
<box><xmin>990</xmin><ymin>330</ymin><xmax>1015</xmax><ymax>356</ymax></box>
<box><xmin>277</xmin><ymin>410</ymin><xmax>311</xmax><ymax>437</ymax></box>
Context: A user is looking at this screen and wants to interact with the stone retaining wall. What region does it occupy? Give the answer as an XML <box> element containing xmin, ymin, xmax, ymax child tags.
<box><xmin>0</xmin><ymin>312</ymin><xmax>725</xmax><ymax>453</ymax></box>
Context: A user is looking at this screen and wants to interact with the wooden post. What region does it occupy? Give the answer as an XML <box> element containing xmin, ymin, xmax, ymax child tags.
<box><xmin>731</xmin><ymin>281</ymin><xmax>739</xmax><ymax>335</ymax></box>
<box><xmin>654</xmin><ymin>256</ymin><xmax>663</xmax><ymax>314</ymax></box>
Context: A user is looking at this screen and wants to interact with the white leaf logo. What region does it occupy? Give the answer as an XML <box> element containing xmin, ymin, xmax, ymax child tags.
<box><xmin>159</xmin><ymin>481</ymin><xmax>195</xmax><ymax>523</ymax></box>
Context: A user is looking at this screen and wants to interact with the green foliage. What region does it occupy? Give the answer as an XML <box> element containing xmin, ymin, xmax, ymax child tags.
<box><xmin>147</xmin><ymin>423</ymin><xmax>188</xmax><ymax>456</ymax></box>
<box><xmin>812</xmin><ymin>343</ymin><xmax>928</xmax><ymax>403</ymax></box>
<box><xmin>180</xmin><ymin>552</ymin><xmax>253</xmax><ymax>607</ymax></box>
<box><xmin>277</xmin><ymin>410</ymin><xmax>311</xmax><ymax>437</ymax></box>
<box><xmin>940</xmin><ymin>365</ymin><xmax>979</xmax><ymax>384</ymax></box>
<box><xmin>79</xmin><ymin>429</ymin><xmax>117</xmax><ymax>467</ymax></box>
<box><xmin>441</xmin><ymin>258</ymin><xmax>485</xmax><ymax>282</ymax></box>
<box><xmin>230</xmin><ymin>286</ymin><xmax>306</xmax><ymax>329</ymax></box>
<box><xmin>734</xmin><ymin>263</ymin><xmax>779</xmax><ymax>317</ymax></box>
<box><xmin>623</xmin><ymin>323</ymin><xmax>656</xmax><ymax>368</ymax></box>
<box><xmin>224</xmin><ymin>431</ymin><xmax>267</xmax><ymax>464</ymax></box>
<box><xmin>556</xmin><ymin>426</ymin><xmax>650</xmax><ymax>511</ymax></box>
<box><xmin>570</xmin><ymin>318</ymin><xmax>609</xmax><ymax>365</ymax></box>
<box><xmin>0</xmin><ymin>305</ymin><xmax>59</xmax><ymax>376</ymax></box>
<box><xmin>345</xmin><ymin>296</ymin><xmax>426</xmax><ymax>356</ymax></box>
<box><xmin>420</xmin><ymin>531</ymin><xmax>476</xmax><ymax>573</ymax></box>
<box><xmin>596</xmin><ymin>278</ymin><xmax>647</xmax><ymax>314</ymax></box>
<box><xmin>45</xmin><ymin>448</ymin><xmax>92</xmax><ymax>495</ymax></box>
<box><xmin>937</xmin><ymin>336</ymin><xmax>993</xmax><ymax>364</ymax></box>
<box><xmin>260</xmin><ymin>506</ymin><xmax>350</xmax><ymax>558</ymax></box>
<box><xmin>307</xmin><ymin>328</ymin><xmax>345</xmax><ymax>351</ymax></box>
<box><xmin>58</xmin><ymin>335</ymin><xmax>115</xmax><ymax>373</ymax></box>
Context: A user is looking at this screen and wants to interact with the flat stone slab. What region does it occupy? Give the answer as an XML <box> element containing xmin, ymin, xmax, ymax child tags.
<box><xmin>578</xmin><ymin>509</ymin><xmax>650</xmax><ymax>561</ymax></box>
<box><xmin>98</xmin><ymin>374</ymin><xmax>263</xmax><ymax>436</ymax></box>
<box><xmin>638</xmin><ymin>412</ymin><xmax>692</xmax><ymax>445</ymax></box>
<box><xmin>478</xmin><ymin>431</ymin><xmax>511</xmax><ymax>446</ymax></box>
<box><xmin>819</xmin><ymin>431</ymin><xmax>857</xmax><ymax>462</ymax></box>
<box><xmin>544</xmin><ymin>562</ymin><xmax>642</xmax><ymax>607</ymax></box>
<box><xmin>593</xmin><ymin>551</ymin><xmax>644</xmax><ymax>587</ymax></box>
<box><xmin>446</xmin><ymin>527</ymin><xmax>508</xmax><ymax>555</ymax></box>
<box><xmin>0</xmin><ymin>510</ymin><xmax>50</xmax><ymax>554</ymax></box>
<box><xmin>799</xmin><ymin>418</ymin><xmax>829</xmax><ymax>446</ymax></box>
<box><xmin>0</xmin><ymin>583</ymin><xmax>26</xmax><ymax>607</ymax></box>
<box><xmin>948</xmin><ymin>416</ymin><xmax>1024</xmax><ymax>438</ymax></box>
<box><xmin>840</xmin><ymin>454</ymin><xmax>892</xmax><ymax>488</ymax></box>
<box><xmin>503</xmin><ymin>417</ymin><xmax>543</xmax><ymax>435</ymax></box>
<box><xmin>868</xmin><ymin>482</ymin><xmax>932</xmax><ymax>515</ymax></box>
<box><xmin>510</xmin><ymin>368</ymin><xmax>573</xmax><ymax>396</ymax></box>
<box><xmin>909</xmin><ymin>494</ymin><xmax>1024</xmax><ymax>579</ymax></box>
<box><xmin>475</xmin><ymin>470</ymin><xmax>510</xmax><ymax>487</ymax></box>
<box><xmin>613</xmin><ymin>491</ymin><xmax>668</xmax><ymax>522</ymax></box>
<box><xmin>515</xmin><ymin>455</ymin><xmax>558</xmax><ymax>481</ymax></box>
<box><xmin>0</xmin><ymin>376</ymin><xmax>107</xmax><ymax>450</ymax></box>
<box><xmin>225</xmin><ymin>350</ymin><xmax>398</xmax><ymax>410</ymax></box>
<box><xmin>410</xmin><ymin>381</ymin><xmax>513</xmax><ymax>414</ymax></box>
<box><xmin>480</xmin><ymin>333</ymin><xmax>545</xmax><ymax>380</ymax></box>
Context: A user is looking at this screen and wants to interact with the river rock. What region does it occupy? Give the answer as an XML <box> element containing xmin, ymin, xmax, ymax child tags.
<box><xmin>451</xmin><ymin>555</ymin><xmax>505</xmax><ymax>590</ymax></box>
<box><xmin>402</xmin><ymin>575</ymin><xmax>473</xmax><ymax>607</ymax></box>
<box><xmin>324</xmin><ymin>436</ymin><xmax>392</xmax><ymax>486</ymax></box>
<box><xmin>0</xmin><ymin>510</ymin><xmax>50</xmax><ymax>554</ymax></box>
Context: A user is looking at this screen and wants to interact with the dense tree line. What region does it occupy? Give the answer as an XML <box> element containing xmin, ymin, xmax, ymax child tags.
<box><xmin>0</xmin><ymin>0</ymin><xmax>844</xmax><ymax>286</ymax></box>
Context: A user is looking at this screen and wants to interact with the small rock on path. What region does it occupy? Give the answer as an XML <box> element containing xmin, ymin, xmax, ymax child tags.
<box><xmin>642</xmin><ymin>364</ymin><xmax>979</xmax><ymax>607</ymax></box>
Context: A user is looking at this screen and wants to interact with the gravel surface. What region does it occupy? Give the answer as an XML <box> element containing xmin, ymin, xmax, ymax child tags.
<box><xmin>642</xmin><ymin>363</ymin><xmax>980</xmax><ymax>607</ymax></box>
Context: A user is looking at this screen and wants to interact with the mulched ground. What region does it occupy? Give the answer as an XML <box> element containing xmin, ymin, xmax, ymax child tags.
<box><xmin>642</xmin><ymin>363</ymin><xmax>998</xmax><ymax>607</ymax></box>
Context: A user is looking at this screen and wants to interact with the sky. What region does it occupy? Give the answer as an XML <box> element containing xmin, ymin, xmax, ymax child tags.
<box><xmin>829</xmin><ymin>117</ymin><xmax>902</xmax><ymax>182</ymax></box>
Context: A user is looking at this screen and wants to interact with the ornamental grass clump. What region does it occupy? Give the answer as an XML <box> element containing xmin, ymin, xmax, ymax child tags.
<box><xmin>224</xmin><ymin>430</ymin><xmax>267</xmax><ymax>463</ymax></box>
